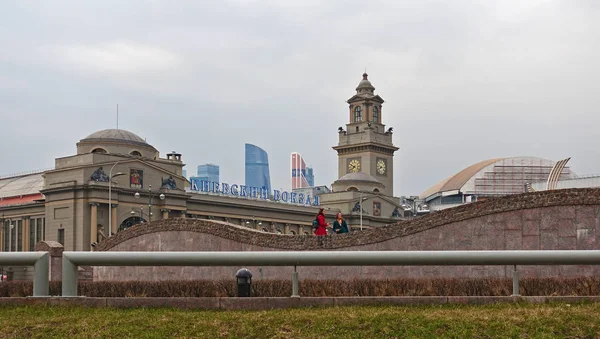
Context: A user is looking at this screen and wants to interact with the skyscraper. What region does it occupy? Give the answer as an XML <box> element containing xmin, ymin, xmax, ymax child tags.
<box><xmin>245</xmin><ymin>144</ymin><xmax>271</xmax><ymax>194</ymax></box>
<box><xmin>306</xmin><ymin>166</ymin><xmax>314</xmax><ymax>187</ymax></box>
<box><xmin>197</xmin><ymin>164</ymin><xmax>219</xmax><ymax>183</ymax></box>
<box><xmin>190</xmin><ymin>164</ymin><xmax>219</xmax><ymax>187</ymax></box>
<box><xmin>291</xmin><ymin>152</ymin><xmax>311</xmax><ymax>189</ymax></box>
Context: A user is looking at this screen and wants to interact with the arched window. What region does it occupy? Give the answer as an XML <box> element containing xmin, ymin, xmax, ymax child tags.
<box><xmin>290</xmin><ymin>230</ymin><xmax>297</xmax><ymax>235</ymax></box>
<box><xmin>91</xmin><ymin>148</ymin><xmax>107</xmax><ymax>154</ymax></box>
<box><xmin>347</xmin><ymin>187</ymin><xmax>359</xmax><ymax>191</ymax></box>
<box><xmin>354</xmin><ymin>106</ymin><xmax>362</xmax><ymax>122</ymax></box>
<box><xmin>130</xmin><ymin>151</ymin><xmax>142</xmax><ymax>157</ymax></box>
<box><xmin>372</xmin><ymin>106</ymin><xmax>379</xmax><ymax>122</ymax></box>
<box><xmin>262</xmin><ymin>228</ymin><xmax>270</xmax><ymax>233</ymax></box>
<box><xmin>373</xmin><ymin>188</ymin><xmax>380</xmax><ymax>193</ymax></box>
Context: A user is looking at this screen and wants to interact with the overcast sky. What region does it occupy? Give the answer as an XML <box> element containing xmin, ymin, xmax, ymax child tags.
<box><xmin>1</xmin><ymin>0</ymin><xmax>599</xmax><ymax>196</ymax></box>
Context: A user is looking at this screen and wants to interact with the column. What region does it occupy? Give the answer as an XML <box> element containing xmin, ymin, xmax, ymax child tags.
<box><xmin>111</xmin><ymin>204</ymin><xmax>118</xmax><ymax>235</ymax></box>
<box><xmin>161</xmin><ymin>209</ymin><xmax>169</xmax><ymax>220</ymax></box>
<box><xmin>284</xmin><ymin>223</ymin><xmax>290</xmax><ymax>235</ymax></box>
<box><xmin>90</xmin><ymin>203</ymin><xmax>98</xmax><ymax>245</ymax></box>
<box><xmin>0</xmin><ymin>220</ymin><xmax>4</xmax><ymax>252</ymax></box>
<box><xmin>22</xmin><ymin>217</ymin><xmax>30</xmax><ymax>252</ymax></box>
<box><xmin>180</xmin><ymin>210</ymin><xmax>186</xmax><ymax>219</ymax></box>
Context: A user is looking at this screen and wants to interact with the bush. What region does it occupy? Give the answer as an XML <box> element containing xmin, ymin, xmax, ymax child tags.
<box><xmin>3</xmin><ymin>277</ymin><xmax>600</xmax><ymax>297</ymax></box>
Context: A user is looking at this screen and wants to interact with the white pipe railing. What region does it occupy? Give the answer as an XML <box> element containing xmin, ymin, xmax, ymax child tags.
<box><xmin>0</xmin><ymin>252</ymin><xmax>49</xmax><ymax>296</ymax></box>
<box><xmin>61</xmin><ymin>250</ymin><xmax>600</xmax><ymax>297</ymax></box>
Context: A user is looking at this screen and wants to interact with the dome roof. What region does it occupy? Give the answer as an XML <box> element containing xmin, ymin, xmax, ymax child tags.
<box><xmin>419</xmin><ymin>156</ymin><xmax>576</xmax><ymax>199</ymax></box>
<box><xmin>356</xmin><ymin>72</ymin><xmax>375</xmax><ymax>92</ymax></box>
<box><xmin>80</xmin><ymin>129</ymin><xmax>153</xmax><ymax>148</ymax></box>
<box><xmin>335</xmin><ymin>171</ymin><xmax>381</xmax><ymax>184</ymax></box>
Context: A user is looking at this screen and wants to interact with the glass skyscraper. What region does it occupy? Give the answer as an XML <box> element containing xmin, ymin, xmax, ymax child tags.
<box><xmin>306</xmin><ymin>166</ymin><xmax>314</xmax><ymax>187</ymax></box>
<box><xmin>191</xmin><ymin>164</ymin><xmax>219</xmax><ymax>184</ymax></box>
<box><xmin>245</xmin><ymin>143</ymin><xmax>271</xmax><ymax>194</ymax></box>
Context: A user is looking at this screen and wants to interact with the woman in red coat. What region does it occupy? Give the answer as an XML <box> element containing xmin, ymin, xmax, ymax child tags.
<box><xmin>314</xmin><ymin>208</ymin><xmax>329</xmax><ymax>236</ymax></box>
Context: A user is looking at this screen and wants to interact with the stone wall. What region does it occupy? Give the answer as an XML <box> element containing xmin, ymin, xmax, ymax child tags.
<box><xmin>94</xmin><ymin>188</ymin><xmax>600</xmax><ymax>280</ymax></box>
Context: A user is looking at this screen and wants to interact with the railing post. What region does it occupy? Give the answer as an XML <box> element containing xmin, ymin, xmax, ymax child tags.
<box><xmin>291</xmin><ymin>265</ymin><xmax>299</xmax><ymax>298</ymax></box>
<box><xmin>512</xmin><ymin>265</ymin><xmax>520</xmax><ymax>297</ymax></box>
<box><xmin>33</xmin><ymin>253</ymin><xmax>49</xmax><ymax>297</ymax></box>
<box><xmin>62</xmin><ymin>254</ymin><xmax>78</xmax><ymax>297</ymax></box>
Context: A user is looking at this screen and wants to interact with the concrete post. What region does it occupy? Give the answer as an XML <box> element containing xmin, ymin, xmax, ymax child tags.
<box><xmin>22</xmin><ymin>217</ymin><xmax>29</xmax><ymax>252</ymax></box>
<box><xmin>62</xmin><ymin>255</ymin><xmax>78</xmax><ymax>297</ymax></box>
<box><xmin>33</xmin><ymin>253</ymin><xmax>49</xmax><ymax>297</ymax></box>
<box><xmin>90</xmin><ymin>203</ymin><xmax>98</xmax><ymax>245</ymax></box>
<box><xmin>162</xmin><ymin>209</ymin><xmax>169</xmax><ymax>220</ymax></box>
<box><xmin>111</xmin><ymin>205</ymin><xmax>118</xmax><ymax>235</ymax></box>
<box><xmin>0</xmin><ymin>222</ymin><xmax>3</xmax><ymax>252</ymax></box>
<box><xmin>512</xmin><ymin>265</ymin><xmax>520</xmax><ymax>297</ymax></box>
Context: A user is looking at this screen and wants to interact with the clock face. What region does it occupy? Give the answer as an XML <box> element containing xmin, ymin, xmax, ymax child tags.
<box><xmin>348</xmin><ymin>159</ymin><xmax>361</xmax><ymax>173</ymax></box>
<box><xmin>377</xmin><ymin>159</ymin><xmax>386</xmax><ymax>175</ymax></box>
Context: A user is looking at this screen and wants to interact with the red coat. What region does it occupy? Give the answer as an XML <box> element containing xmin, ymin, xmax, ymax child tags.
<box><xmin>314</xmin><ymin>214</ymin><xmax>328</xmax><ymax>236</ymax></box>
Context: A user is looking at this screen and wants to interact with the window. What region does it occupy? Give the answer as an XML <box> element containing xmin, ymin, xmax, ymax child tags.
<box><xmin>58</xmin><ymin>228</ymin><xmax>65</xmax><ymax>246</ymax></box>
<box><xmin>373</xmin><ymin>106</ymin><xmax>379</xmax><ymax>122</ymax></box>
<box><xmin>16</xmin><ymin>220</ymin><xmax>22</xmax><ymax>252</ymax></box>
<box><xmin>91</xmin><ymin>148</ymin><xmax>107</xmax><ymax>154</ymax></box>
<box><xmin>373</xmin><ymin>188</ymin><xmax>380</xmax><ymax>193</ymax></box>
<box><xmin>130</xmin><ymin>151</ymin><xmax>142</xmax><ymax>157</ymax></box>
<box><xmin>29</xmin><ymin>218</ymin><xmax>46</xmax><ymax>251</ymax></box>
<box><xmin>354</xmin><ymin>106</ymin><xmax>362</xmax><ymax>122</ymax></box>
<box><xmin>347</xmin><ymin>187</ymin><xmax>359</xmax><ymax>191</ymax></box>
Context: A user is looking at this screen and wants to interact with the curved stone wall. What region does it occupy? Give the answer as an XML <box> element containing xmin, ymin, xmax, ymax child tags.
<box><xmin>95</xmin><ymin>188</ymin><xmax>600</xmax><ymax>280</ymax></box>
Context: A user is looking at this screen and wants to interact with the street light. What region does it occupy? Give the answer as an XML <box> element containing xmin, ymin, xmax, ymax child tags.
<box><xmin>108</xmin><ymin>161</ymin><xmax>126</xmax><ymax>237</ymax></box>
<box><xmin>134</xmin><ymin>185</ymin><xmax>165</xmax><ymax>222</ymax></box>
<box><xmin>359</xmin><ymin>192</ymin><xmax>369</xmax><ymax>231</ymax></box>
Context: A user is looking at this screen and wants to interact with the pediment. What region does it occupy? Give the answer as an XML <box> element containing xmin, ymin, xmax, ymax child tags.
<box><xmin>82</xmin><ymin>158</ymin><xmax>189</xmax><ymax>191</ymax></box>
<box><xmin>346</xmin><ymin>94</ymin><xmax>385</xmax><ymax>104</ymax></box>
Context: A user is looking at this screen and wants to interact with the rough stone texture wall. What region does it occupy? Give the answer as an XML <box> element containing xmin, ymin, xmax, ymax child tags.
<box><xmin>94</xmin><ymin>188</ymin><xmax>600</xmax><ymax>281</ymax></box>
<box><xmin>35</xmin><ymin>241</ymin><xmax>63</xmax><ymax>281</ymax></box>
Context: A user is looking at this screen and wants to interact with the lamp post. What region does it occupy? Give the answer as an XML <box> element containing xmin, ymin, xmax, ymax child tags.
<box><xmin>108</xmin><ymin>162</ymin><xmax>125</xmax><ymax>237</ymax></box>
<box><xmin>245</xmin><ymin>217</ymin><xmax>263</xmax><ymax>230</ymax></box>
<box><xmin>134</xmin><ymin>185</ymin><xmax>165</xmax><ymax>222</ymax></box>
<box><xmin>359</xmin><ymin>192</ymin><xmax>363</xmax><ymax>231</ymax></box>
<box><xmin>358</xmin><ymin>192</ymin><xmax>370</xmax><ymax>231</ymax></box>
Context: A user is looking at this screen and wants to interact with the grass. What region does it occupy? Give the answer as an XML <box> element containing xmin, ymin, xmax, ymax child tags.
<box><xmin>1</xmin><ymin>303</ymin><xmax>600</xmax><ymax>338</ymax></box>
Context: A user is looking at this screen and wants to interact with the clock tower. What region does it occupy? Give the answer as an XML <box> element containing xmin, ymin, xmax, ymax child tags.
<box><xmin>332</xmin><ymin>73</ymin><xmax>399</xmax><ymax>196</ymax></box>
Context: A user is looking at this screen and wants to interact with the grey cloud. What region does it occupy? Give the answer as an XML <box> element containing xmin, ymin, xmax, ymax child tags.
<box><xmin>1</xmin><ymin>0</ymin><xmax>599</xmax><ymax>196</ymax></box>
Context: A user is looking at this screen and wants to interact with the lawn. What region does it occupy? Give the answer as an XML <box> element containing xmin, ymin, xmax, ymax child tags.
<box><xmin>1</xmin><ymin>303</ymin><xmax>599</xmax><ymax>338</ymax></box>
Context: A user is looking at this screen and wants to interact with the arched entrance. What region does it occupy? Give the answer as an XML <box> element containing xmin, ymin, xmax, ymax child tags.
<box><xmin>119</xmin><ymin>216</ymin><xmax>146</xmax><ymax>232</ymax></box>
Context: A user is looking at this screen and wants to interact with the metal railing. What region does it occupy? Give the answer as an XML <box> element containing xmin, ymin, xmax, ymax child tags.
<box><xmin>61</xmin><ymin>250</ymin><xmax>600</xmax><ymax>297</ymax></box>
<box><xmin>0</xmin><ymin>252</ymin><xmax>49</xmax><ymax>296</ymax></box>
